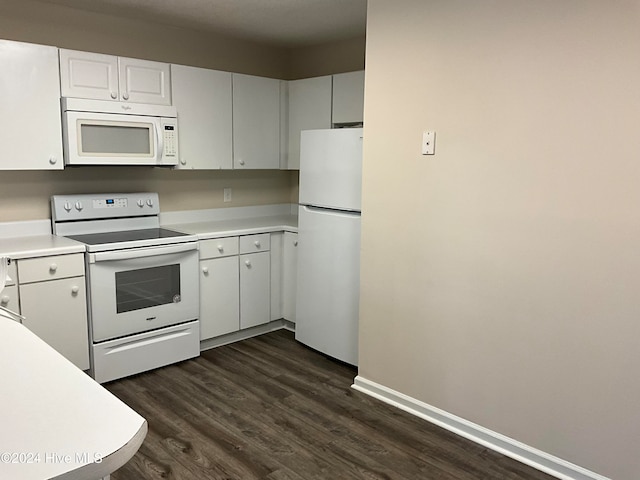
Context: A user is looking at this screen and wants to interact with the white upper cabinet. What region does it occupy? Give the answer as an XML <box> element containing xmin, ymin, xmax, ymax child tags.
<box><xmin>171</xmin><ymin>64</ymin><xmax>233</xmax><ymax>169</ymax></box>
<box><xmin>60</xmin><ymin>49</ymin><xmax>171</xmax><ymax>105</ymax></box>
<box><xmin>0</xmin><ymin>40</ymin><xmax>63</xmax><ymax>170</ymax></box>
<box><xmin>332</xmin><ymin>70</ymin><xmax>365</xmax><ymax>126</ymax></box>
<box><xmin>285</xmin><ymin>75</ymin><xmax>332</xmax><ymax>170</ymax></box>
<box><xmin>232</xmin><ymin>73</ymin><xmax>281</xmax><ymax>169</ymax></box>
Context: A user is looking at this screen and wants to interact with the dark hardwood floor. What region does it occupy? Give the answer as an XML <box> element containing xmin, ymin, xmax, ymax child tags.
<box><xmin>106</xmin><ymin>330</ymin><xmax>555</xmax><ymax>480</ymax></box>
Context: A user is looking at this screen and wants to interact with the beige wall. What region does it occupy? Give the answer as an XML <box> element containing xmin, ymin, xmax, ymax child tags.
<box><xmin>360</xmin><ymin>1</ymin><xmax>640</xmax><ymax>479</ymax></box>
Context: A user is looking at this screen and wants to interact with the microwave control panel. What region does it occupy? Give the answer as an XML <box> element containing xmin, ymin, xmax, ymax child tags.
<box><xmin>163</xmin><ymin>124</ymin><xmax>177</xmax><ymax>157</ymax></box>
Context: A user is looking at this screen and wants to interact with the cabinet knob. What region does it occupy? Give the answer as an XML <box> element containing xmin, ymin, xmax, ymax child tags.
<box><xmin>202</xmin><ymin>266</ymin><xmax>209</xmax><ymax>274</ymax></box>
<box><xmin>0</xmin><ymin>295</ymin><xmax>10</xmax><ymax>305</ymax></box>
<box><xmin>49</xmin><ymin>156</ymin><xmax>57</xmax><ymax>165</ymax></box>
<box><xmin>110</xmin><ymin>91</ymin><xmax>117</xmax><ymax>99</ymax></box>
<box><xmin>293</xmin><ymin>240</ymin><xmax>298</xmax><ymax>247</ymax></box>
<box><xmin>49</xmin><ymin>263</ymin><xmax>58</xmax><ymax>273</ymax></box>
<box><xmin>238</xmin><ymin>159</ymin><xmax>245</xmax><ymax>166</ymax></box>
<box><xmin>180</xmin><ymin>158</ymin><xmax>187</xmax><ymax>165</ymax></box>
<box><xmin>71</xmin><ymin>286</ymin><xmax>80</xmax><ymax>295</ymax></box>
<box><xmin>245</xmin><ymin>260</ymin><xmax>251</xmax><ymax>268</ymax></box>
<box><xmin>122</xmin><ymin>92</ymin><xmax>130</xmax><ymax>100</ymax></box>
<box><xmin>217</xmin><ymin>245</ymin><xmax>224</xmax><ymax>252</ymax></box>
<box><xmin>254</xmin><ymin>240</ymin><xmax>261</xmax><ymax>248</ymax></box>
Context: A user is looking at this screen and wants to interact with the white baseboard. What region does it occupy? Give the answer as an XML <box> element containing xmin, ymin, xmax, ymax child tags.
<box><xmin>351</xmin><ymin>376</ymin><xmax>609</xmax><ymax>480</ymax></box>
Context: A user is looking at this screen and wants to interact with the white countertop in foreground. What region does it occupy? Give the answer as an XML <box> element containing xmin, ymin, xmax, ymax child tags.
<box><xmin>165</xmin><ymin>214</ymin><xmax>298</xmax><ymax>239</ymax></box>
<box><xmin>0</xmin><ymin>317</ymin><xmax>146</xmax><ymax>480</ymax></box>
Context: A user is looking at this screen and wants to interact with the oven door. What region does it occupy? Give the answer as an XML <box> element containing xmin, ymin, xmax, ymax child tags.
<box><xmin>88</xmin><ymin>242</ymin><xmax>199</xmax><ymax>342</ymax></box>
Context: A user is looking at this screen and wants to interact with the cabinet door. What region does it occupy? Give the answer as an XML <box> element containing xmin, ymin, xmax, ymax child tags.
<box><xmin>239</xmin><ymin>252</ymin><xmax>271</xmax><ymax>329</ymax></box>
<box><xmin>0</xmin><ymin>40</ymin><xmax>63</xmax><ymax>169</ymax></box>
<box><xmin>119</xmin><ymin>57</ymin><xmax>171</xmax><ymax>105</ymax></box>
<box><xmin>200</xmin><ymin>256</ymin><xmax>240</xmax><ymax>340</ymax></box>
<box><xmin>332</xmin><ymin>70</ymin><xmax>365</xmax><ymax>125</ymax></box>
<box><xmin>0</xmin><ymin>285</ymin><xmax>20</xmax><ymax>318</ymax></box>
<box><xmin>59</xmin><ymin>49</ymin><xmax>119</xmax><ymax>101</ymax></box>
<box><xmin>282</xmin><ymin>232</ymin><xmax>298</xmax><ymax>322</ymax></box>
<box><xmin>19</xmin><ymin>277</ymin><xmax>90</xmax><ymax>370</ymax></box>
<box><xmin>286</xmin><ymin>76</ymin><xmax>332</xmax><ymax>170</ymax></box>
<box><xmin>232</xmin><ymin>74</ymin><xmax>281</xmax><ymax>169</ymax></box>
<box><xmin>171</xmin><ymin>65</ymin><xmax>233</xmax><ymax>169</ymax></box>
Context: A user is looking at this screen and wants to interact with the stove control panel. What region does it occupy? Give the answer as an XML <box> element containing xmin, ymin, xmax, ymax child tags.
<box><xmin>51</xmin><ymin>193</ymin><xmax>160</xmax><ymax>222</ymax></box>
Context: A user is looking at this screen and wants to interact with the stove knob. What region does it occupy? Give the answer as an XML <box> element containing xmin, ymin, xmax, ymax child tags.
<box><xmin>63</xmin><ymin>201</ymin><xmax>72</xmax><ymax>212</ymax></box>
<box><xmin>137</xmin><ymin>199</ymin><xmax>144</xmax><ymax>208</ymax></box>
<box><xmin>75</xmin><ymin>201</ymin><xmax>83</xmax><ymax>211</ymax></box>
<box><xmin>146</xmin><ymin>198</ymin><xmax>154</xmax><ymax>207</ymax></box>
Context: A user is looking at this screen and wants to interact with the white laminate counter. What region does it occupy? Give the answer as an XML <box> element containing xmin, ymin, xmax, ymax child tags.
<box><xmin>0</xmin><ymin>317</ymin><xmax>147</xmax><ymax>480</ymax></box>
<box><xmin>0</xmin><ymin>235</ymin><xmax>85</xmax><ymax>259</ymax></box>
<box><xmin>165</xmin><ymin>214</ymin><xmax>298</xmax><ymax>239</ymax></box>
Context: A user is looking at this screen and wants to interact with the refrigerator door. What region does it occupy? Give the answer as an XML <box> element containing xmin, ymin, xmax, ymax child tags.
<box><xmin>295</xmin><ymin>205</ymin><xmax>360</xmax><ymax>365</ymax></box>
<box><xmin>299</xmin><ymin>128</ymin><xmax>363</xmax><ymax>212</ymax></box>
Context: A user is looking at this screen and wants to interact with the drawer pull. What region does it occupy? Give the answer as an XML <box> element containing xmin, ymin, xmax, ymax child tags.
<box><xmin>71</xmin><ymin>286</ymin><xmax>80</xmax><ymax>295</ymax></box>
<box><xmin>293</xmin><ymin>240</ymin><xmax>298</xmax><ymax>247</ymax></box>
<box><xmin>202</xmin><ymin>266</ymin><xmax>209</xmax><ymax>274</ymax></box>
<box><xmin>254</xmin><ymin>241</ymin><xmax>261</xmax><ymax>248</ymax></box>
<box><xmin>1</xmin><ymin>295</ymin><xmax>10</xmax><ymax>305</ymax></box>
<box><xmin>245</xmin><ymin>260</ymin><xmax>251</xmax><ymax>268</ymax></box>
<box><xmin>49</xmin><ymin>263</ymin><xmax>58</xmax><ymax>273</ymax></box>
<box><xmin>217</xmin><ymin>245</ymin><xmax>224</xmax><ymax>252</ymax></box>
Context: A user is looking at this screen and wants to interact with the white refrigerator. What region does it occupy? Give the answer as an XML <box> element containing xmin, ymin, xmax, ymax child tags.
<box><xmin>295</xmin><ymin>127</ymin><xmax>363</xmax><ymax>366</ymax></box>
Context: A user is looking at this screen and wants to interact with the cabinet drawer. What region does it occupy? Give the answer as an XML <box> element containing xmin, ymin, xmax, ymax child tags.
<box><xmin>18</xmin><ymin>253</ymin><xmax>85</xmax><ymax>284</ymax></box>
<box><xmin>239</xmin><ymin>233</ymin><xmax>270</xmax><ymax>254</ymax></box>
<box><xmin>5</xmin><ymin>261</ymin><xmax>17</xmax><ymax>286</ymax></box>
<box><xmin>200</xmin><ymin>236</ymin><xmax>239</xmax><ymax>259</ymax></box>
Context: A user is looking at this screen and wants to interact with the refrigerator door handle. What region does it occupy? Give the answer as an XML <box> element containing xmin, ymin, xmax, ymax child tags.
<box><xmin>302</xmin><ymin>205</ymin><xmax>361</xmax><ymax>216</ymax></box>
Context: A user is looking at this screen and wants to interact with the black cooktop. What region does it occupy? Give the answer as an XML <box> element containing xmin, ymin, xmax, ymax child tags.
<box><xmin>66</xmin><ymin>228</ymin><xmax>189</xmax><ymax>246</ymax></box>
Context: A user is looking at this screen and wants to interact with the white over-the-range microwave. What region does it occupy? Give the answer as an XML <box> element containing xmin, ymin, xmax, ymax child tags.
<box><xmin>61</xmin><ymin>98</ymin><xmax>179</xmax><ymax>166</ymax></box>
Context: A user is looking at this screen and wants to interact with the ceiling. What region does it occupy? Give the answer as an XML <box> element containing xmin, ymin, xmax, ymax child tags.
<box><xmin>34</xmin><ymin>0</ymin><xmax>368</xmax><ymax>48</ymax></box>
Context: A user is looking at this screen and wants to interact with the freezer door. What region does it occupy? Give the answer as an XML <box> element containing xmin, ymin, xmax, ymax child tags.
<box><xmin>299</xmin><ymin>128</ymin><xmax>363</xmax><ymax>211</ymax></box>
<box><xmin>295</xmin><ymin>205</ymin><xmax>360</xmax><ymax>365</ymax></box>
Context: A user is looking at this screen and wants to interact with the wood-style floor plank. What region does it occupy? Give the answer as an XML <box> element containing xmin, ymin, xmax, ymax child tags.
<box><xmin>106</xmin><ymin>330</ymin><xmax>555</xmax><ymax>480</ymax></box>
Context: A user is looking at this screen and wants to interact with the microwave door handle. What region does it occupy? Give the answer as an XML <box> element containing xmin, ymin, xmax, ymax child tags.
<box><xmin>156</xmin><ymin>122</ymin><xmax>164</xmax><ymax>162</ymax></box>
<box><xmin>91</xmin><ymin>242</ymin><xmax>198</xmax><ymax>263</ymax></box>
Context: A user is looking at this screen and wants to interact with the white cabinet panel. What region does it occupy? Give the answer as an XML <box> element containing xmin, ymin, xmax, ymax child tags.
<box><xmin>171</xmin><ymin>64</ymin><xmax>233</xmax><ymax>169</ymax></box>
<box><xmin>59</xmin><ymin>49</ymin><xmax>119</xmax><ymax>101</ymax></box>
<box><xmin>59</xmin><ymin>49</ymin><xmax>171</xmax><ymax>105</ymax></box>
<box><xmin>240</xmin><ymin>251</ymin><xmax>270</xmax><ymax>329</ymax></box>
<box><xmin>282</xmin><ymin>232</ymin><xmax>298</xmax><ymax>323</ymax></box>
<box><xmin>285</xmin><ymin>76</ymin><xmax>332</xmax><ymax>170</ymax></box>
<box><xmin>332</xmin><ymin>70</ymin><xmax>365</xmax><ymax>125</ymax></box>
<box><xmin>20</xmin><ymin>277</ymin><xmax>90</xmax><ymax>370</ymax></box>
<box><xmin>0</xmin><ymin>285</ymin><xmax>19</xmax><ymax>316</ymax></box>
<box><xmin>119</xmin><ymin>57</ymin><xmax>171</xmax><ymax>105</ymax></box>
<box><xmin>232</xmin><ymin>74</ymin><xmax>281</xmax><ymax>169</ymax></box>
<box><xmin>0</xmin><ymin>40</ymin><xmax>63</xmax><ymax>170</ymax></box>
<box><xmin>200</xmin><ymin>256</ymin><xmax>240</xmax><ymax>340</ymax></box>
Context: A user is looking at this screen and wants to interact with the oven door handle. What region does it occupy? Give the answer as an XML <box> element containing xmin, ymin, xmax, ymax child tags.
<box><xmin>90</xmin><ymin>242</ymin><xmax>198</xmax><ymax>263</ymax></box>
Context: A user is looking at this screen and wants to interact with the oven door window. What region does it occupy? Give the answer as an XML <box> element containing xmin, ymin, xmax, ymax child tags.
<box><xmin>115</xmin><ymin>264</ymin><xmax>180</xmax><ymax>313</ymax></box>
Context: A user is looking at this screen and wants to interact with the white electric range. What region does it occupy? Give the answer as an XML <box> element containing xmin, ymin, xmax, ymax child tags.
<box><xmin>51</xmin><ymin>192</ymin><xmax>200</xmax><ymax>383</ymax></box>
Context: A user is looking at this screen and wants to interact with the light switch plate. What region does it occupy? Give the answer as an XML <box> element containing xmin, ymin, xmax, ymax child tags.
<box><xmin>422</xmin><ymin>131</ymin><xmax>435</xmax><ymax>155</ymax></box>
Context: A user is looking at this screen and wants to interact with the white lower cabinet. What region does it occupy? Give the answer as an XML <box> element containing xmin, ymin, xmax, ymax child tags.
<box><xmin>282</xmin><ymin>232</ymin><xmax>298</xmax><ymax>322</ymax></box>
<box><xmin>19</xmin><ymin>275</ymin><xmax>90</xmax><ymax>370</ymax></box>
<box><xmin>200</xmin><ymin>255</ymin><xmax>240</xmax><ymax>340</ymax></box>
<box><xmin>239</xmin><ymin>251</ymin><xmax>271</xmax><ymax>329</ymax></box>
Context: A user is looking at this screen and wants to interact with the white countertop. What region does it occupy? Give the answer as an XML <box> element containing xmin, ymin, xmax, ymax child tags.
<box><xmin>0</xmin><ymin>317</ymin><xmax>146</xmax><ymax>480</ymax></box>
<box><xmin>0</xmin><ymin>235</ymin><xmax>85</xmax><ymax>259</ymax></box>
<box><xmin>165</xmin><ymin>214</ymin><xmax>298</xmax><ymax>239</ymax></box>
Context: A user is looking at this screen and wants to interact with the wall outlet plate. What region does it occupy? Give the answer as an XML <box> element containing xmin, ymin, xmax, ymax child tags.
<box><xmin>223</xmin><ymin>188</ymin><xmax>232</xmax><ymax>203</ymax></box>
<box><xmin>422</xmin><ymin>131</ymin><xmax>435</xmax><ymax>155</ymax></box>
